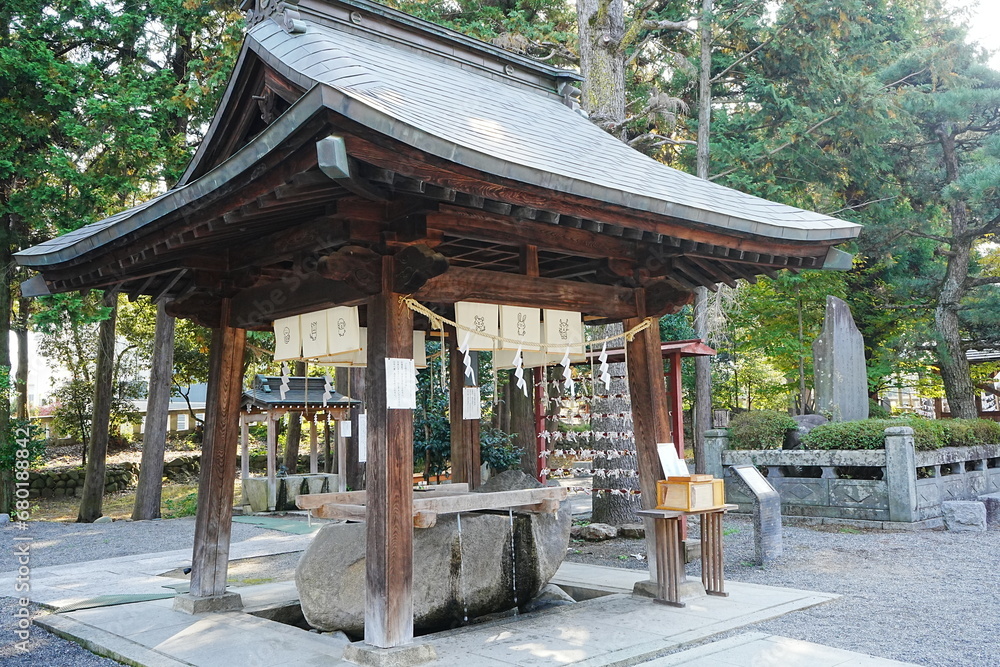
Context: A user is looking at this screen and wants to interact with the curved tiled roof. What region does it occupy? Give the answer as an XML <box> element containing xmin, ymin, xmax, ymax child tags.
<box><xmin>16</xmin><ymin>5</ymin><xmax>859</xmax><ymax>269</ymax></box>
<box><xmin>244</xmin><ymin>18</ymin><xmax>858</xmax><ymax>243</ymax></box>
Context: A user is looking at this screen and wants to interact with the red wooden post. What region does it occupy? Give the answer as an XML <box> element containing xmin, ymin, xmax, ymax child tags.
<box><xmin>668</xmin><ymin>351</ymin><xmax>685</xmax><ymax>459</ymax></box>
<box><xmin>364</xmin><ymin>256</ymin><xmax>415</xmax><ymax>648</ymax></box>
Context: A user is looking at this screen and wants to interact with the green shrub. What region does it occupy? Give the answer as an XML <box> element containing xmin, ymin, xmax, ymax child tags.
<box><xmin>868</xmin><ymin>400</ymin><xmax>891</xmax><ymax>419</ymax></box>
<box><xmin>728</xmin><ymin>410</ymin><xmax>797</xmax><ymax>450</ymax></box>
<box><xmin>802</xmin><ymin>419</ymin><xmax>894</xmax><ymax>450</ymax></box>
<box><xmin>480</xmin><ymin>425</ymin><xmax>522</xmax><ymax>472</ymax></box>
<box><xmin>968</xmin><ymin>418</ymin><xmax>1000</xmax><ymax>444</ymax></box>
<box><xmin>905</xmin><ymin>419</ymin><xmax>949</xmax><ymax>450</ymax></box>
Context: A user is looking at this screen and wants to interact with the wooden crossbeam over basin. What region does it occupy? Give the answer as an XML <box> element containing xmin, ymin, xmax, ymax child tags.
<box><xmin>297</xmin><ymin>485</ymin><xmax>567</xmax><ymax>528</ymax></box>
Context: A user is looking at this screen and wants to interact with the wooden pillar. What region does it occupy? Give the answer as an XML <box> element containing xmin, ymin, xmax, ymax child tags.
<box><xmin>448</xmin><ymin>331</ymin><xmax>481</xmax><ymax>488</ymax></box>
<box><xmin>337</xmin><ymin>420</ymin><xmax>348</xmax><ymax>492</ymax></box>
<box><xmin>189</xmin><ymin>299</ymin><xmax>246</xmax><ymax>599</ymax></box>
<box><xmin>364</xmin><ymin>256</ymin><xmax>415</xmax><ymax>648</ymax></box>
<box><xmin>240</xmin><ymin>415</ymin><xmax>250</xmax><ymax>482</ymax></box>
<box><xmin>624</xmin><ymin>318</ymin><xmax>672</xmax><ymax>508</ymax></box>
<box><xmin>337</xmin><ymin>368</ymin><xmax>367</xmax><ymax>490</ymax></box>
<box><xmin>534</xmin><ymin>367</ymin><xmax>546</xmax><ymax>483</ymax></box>
<box><xmin>266</xmin><ymin>412</ymin><xmax>278</xmax><ymax>511</ymax></box>
<box><xmin>309</xmin><ymin>415</ymin><xmax>319</xmax><ymax>474</ymax></box>
<box><xmin>668</xmin><ymin>351</ymin><xmax>685</xmax><ymax>459</ymax></box>
<box><xmin>324</xmin><ymin>413</ymin><xmax>333</xmax><ymax>474</ymax></box>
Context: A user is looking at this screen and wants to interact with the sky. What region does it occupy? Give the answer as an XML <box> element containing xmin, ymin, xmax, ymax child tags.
<box><xmin>951</xmin><ymin>0</ymin><xmax>1000</xmax><ymax>69</ymax></box>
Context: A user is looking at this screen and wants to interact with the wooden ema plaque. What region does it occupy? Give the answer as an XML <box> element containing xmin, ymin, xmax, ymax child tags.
<box><xmin>656</xmin><ymin>475</ymin><xmax>725</xmax><ymax>512</ymax></box>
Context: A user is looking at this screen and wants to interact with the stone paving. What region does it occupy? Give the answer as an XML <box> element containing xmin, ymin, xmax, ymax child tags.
<box><xmin>10</xmin><ymin>527</ymin><xmax>920</xmax><ymax>667</ymax></box>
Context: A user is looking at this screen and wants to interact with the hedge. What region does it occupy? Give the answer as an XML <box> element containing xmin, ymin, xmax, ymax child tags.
<box><xmin>801</xmin><ymin>418</ymin><xmax>1000</xmax><ymax>451</ymax></box>
<box><xmin>728</xmin><ymin>410</ymin><xmax>798</xmax><ymax>450</ymax></box>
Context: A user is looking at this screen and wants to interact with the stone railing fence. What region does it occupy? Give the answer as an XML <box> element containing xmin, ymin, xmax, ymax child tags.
<box><xmin>706</xmin><ymin>426</ymin><xmax>1000</xmax><ymax>525</ymax></box>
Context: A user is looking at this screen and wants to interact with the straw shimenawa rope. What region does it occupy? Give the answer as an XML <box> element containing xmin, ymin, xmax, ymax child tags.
<box><xmin>399</xmin><ymin>296</ymin><xmax>654</xmax><ymax>351</ymax></box>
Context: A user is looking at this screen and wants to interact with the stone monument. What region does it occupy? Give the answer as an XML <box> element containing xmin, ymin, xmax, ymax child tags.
<box><xmin>727</xmin><ymin>465</ymin><xmax>782</xmax><ymax>565</ymax></box>
<box><xmin>813</xmin><ymin>296</ymin><xmax>868</xmax><ymax>421</ymax></box>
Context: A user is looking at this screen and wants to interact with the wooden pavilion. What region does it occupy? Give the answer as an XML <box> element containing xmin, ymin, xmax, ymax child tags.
<box><xmin>240</xmin><ymin>374</ymin><xmax>357</xmax><ymax>510</ymax></box>
<box><xmin>16</xmin><ymin>0</ymin><xmax>860</xmax><ymax>655</ymax></box>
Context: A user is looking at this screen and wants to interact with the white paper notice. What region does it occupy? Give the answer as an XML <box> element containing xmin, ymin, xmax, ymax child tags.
<box><xmin>462</xmin><ymin>387</ymin><xmax>482</xmax><ymax>420</ymax></box>
<box><xmin>657</xmin><ymin>442</ymin><xmax>689</xmax><ymax>478</ymax></box>
<box><xmin>357</xmin><ymin>413</ymin><xmax>367</xmax><ymax>463</ymax></box>
<box><xmin>339</xmin><ymin>420</ymin><xmax>351</xmax><ymax>437</ymax></box>
<box><xmin>385</xmin><ymin>358</ymin><xmax>417</xmax><ymax>409</ymax></box>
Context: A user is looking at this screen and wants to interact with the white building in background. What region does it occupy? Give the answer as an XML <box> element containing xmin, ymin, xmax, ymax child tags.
<box><xmin>8</xmin><ymin>330</ymin><xmax>68</xmax><ymax>409</ymax></box>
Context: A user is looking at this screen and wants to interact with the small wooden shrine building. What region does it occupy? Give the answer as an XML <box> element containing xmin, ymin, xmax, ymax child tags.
<box><xmin>240</xmin><ymin>375</ymin><xmax>357</xmax><ymax>509</ymax></box>
<box><xmin>17</xmin><ymin>0</ymin><xmax>859</xmax><ymax>655</ymax></box>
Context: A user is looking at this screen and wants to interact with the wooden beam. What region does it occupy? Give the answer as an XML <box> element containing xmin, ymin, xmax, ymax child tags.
<box><xmin>229</xmin><ymin>276</ymin><xmax>367</xmax><ymax>329</ymax></box>
<box><xmin>412</xmin><ymin>487</ymin><xmax>564</xmax><ymax>513</ymax></box>
<box><xmin>427</xmin><ymin>207</ymin><xmax>638</xmax><ymax>263</ymax></box>
<box><xmin>303</xmin><ymin>486</ymin><xmax>565</xmax><ymax>520</ymax></box>
<box><xmin>364</xmin><ymin>255</ymin><xmax>416</xmax><ymax>649</ymax></box>
<box><xmin>624</xmin><ymin>316</ymin><xmax>672</xmax><ymax>509</ymax></box>
<box><xmin>414</xmin><ymin>267</ymin><xmax>641</xmax><ymax>319</ymax></box>
<box><xmin>343</xmin><ymin>133</ymin><xmax>833</xmax><ymax>259</ymax></box>
<box><xmin>228</xmin><ymin>217</ymin><xmax>350</xmax><ymax>271</ymax></box>
<box><xmin>297</xmin><ymin>484</ymin><xmax>471</xmax><ymax>509</ymax></box>
<box><xmin>189</xmin><ymin>299</ymin><xmax>247</xmax><ymax>598</ymax></box>
<box><xmin>520</xmin><ymin>244</ymin><xmax>539</xmax><ymax>277</ymax></box>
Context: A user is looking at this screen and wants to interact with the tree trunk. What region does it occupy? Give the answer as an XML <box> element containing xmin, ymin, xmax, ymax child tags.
<box><xmin>591</xmin><ymin>324</ymin><xmax>641</xmax><ymax>524</ymax></box>
<box><xmin>132</xmin><ymin>302</ymin><xmax>175</xmax><ymax>520</ymax></box>
<box><xmin>506</xmin><ymin>369</ymin><xmax>538</xmax><ymax>477</ymax></box>
<box><xmin>577</xmin><ymin>0</ymin><xmax>627</xmax><ymax>133</ymax></box>
<box><xmin>934</xmin><ymin>124</ymin><xmax>977</xmax><ymax>419</ymax></box>
<box><xmin>283</xmin><ymin>360</ymin><xmax>307</xmax><ymax>472</ymax></box>
<box><xmin>14</xmin><ymin>297</ymin><xmax>29</xmax><ymax>420</ymax></box>
<box><xmin>77</xmin><ymin>290</ymin><xmax>119</xmax><ymax>523</ymax></box>
<box><xmin>692</xmin><ymin>0</ymin><xmax>714</xmax><ymax>474</ymax></box>
<box><xmin>0</xmin><ymin>209</ymin><xmax>12</xmax><ymax>515</ymax></box>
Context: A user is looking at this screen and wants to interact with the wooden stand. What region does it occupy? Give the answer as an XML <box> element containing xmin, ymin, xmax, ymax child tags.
<box><xmin>637</xmin><ymin>504</ymin><xmax>736</xmax><ymax>607</ymax></box>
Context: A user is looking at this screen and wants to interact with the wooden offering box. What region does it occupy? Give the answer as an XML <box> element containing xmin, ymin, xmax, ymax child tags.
<box><xmin>656</xmin><ymin>475</ymin><xmax>725</xmax><ymax>511</ymax></box>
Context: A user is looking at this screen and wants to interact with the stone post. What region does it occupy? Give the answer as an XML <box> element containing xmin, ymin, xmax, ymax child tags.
<box><xmin>885</xmin><ymin>426</ymin><xmax>917</xmax><ymax>523</ymax></box>
<box><xmin>705</xmin><ymin>429</ymin><xmax>729</xmax><ymax>479</ymax></box>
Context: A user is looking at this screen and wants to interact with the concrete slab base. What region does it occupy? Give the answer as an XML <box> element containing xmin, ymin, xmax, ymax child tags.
<box><xmin>633</xmin><ymin>578</ymin><xmax>707</xmax><ymax>603</ymax></box>
<box><xmin>342</xmin><ymin>642</ymin><xmax>437</xmax><ymax>667</ymax></box>
<box><xmin>173</xmin><ymin>591</ymin><xmax>243</xmax><ymax>614</ymax></box>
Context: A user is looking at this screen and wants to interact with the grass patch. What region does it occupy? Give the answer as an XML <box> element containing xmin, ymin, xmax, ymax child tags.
<box><xmin>228</xmin><ymin>576</ymin><xmax>274</xmax><ymax>586</ymax></box>
<box><xmin>27</xmin><ymin>480</ymin><xmax>242</xmax><ymax>522</ymax></box>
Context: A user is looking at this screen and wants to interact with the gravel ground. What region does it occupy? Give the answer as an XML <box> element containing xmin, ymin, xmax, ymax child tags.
<box><xmin>567</xmin><ymin>515</ymin><xmax>1000</xmax><ymax>667</ymax></box>
<box><xmin>0</xmin><ymin>517</ymin><xmax>295</xmax><ymax>666</ymax></box>
<box><xmin>0</xmin><ymin>517</ymin><xmax>287</xmax><ymax>572</ymax></box>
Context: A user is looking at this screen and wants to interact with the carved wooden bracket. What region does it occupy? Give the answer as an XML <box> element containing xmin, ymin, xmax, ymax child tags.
<box><xmin>317</xmin><ymin>245</ymin><xmax>383</xmax><ymax>295</ymax></box>
<box><xmin>393</xmin><ymin>243</ymin><xmax>449</xmax><ymax>293</ymax></box>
